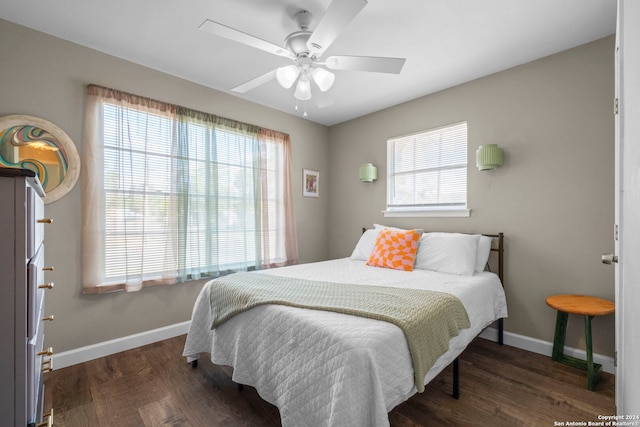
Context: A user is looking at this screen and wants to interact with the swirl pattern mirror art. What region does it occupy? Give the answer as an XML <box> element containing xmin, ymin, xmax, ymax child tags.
<box><xmin>0</xmin><ymin>115</ymin><xmax>80</xmax><ymax>203</ymax></box>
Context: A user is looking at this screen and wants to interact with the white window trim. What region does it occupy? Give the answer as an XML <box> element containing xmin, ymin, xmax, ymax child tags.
<box><xmin>385</xmin><ymin>121</ymin><xmax>469</xmax><ymax>218</ymax></box>
<box><xmin>382</xmin><ymin>207</ymin><xmax>471</xmax><ymax>218</ymax></box>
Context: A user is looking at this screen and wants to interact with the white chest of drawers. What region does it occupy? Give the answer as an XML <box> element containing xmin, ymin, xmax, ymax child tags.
<box><xmin>0</xmin><ymin>168</ymin><xmax>54</xmax><ymax>427</ymax></box>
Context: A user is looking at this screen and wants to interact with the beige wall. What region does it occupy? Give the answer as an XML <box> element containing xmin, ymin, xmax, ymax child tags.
<box><xmin>0</xmin><ymin>19</ymin><xmax>330</xmax><ymax>352</ymax></box>
<box><xmin>328</xmin><ymin>36</ymin><xmax>616</xmax><ymax>356</ymax></box>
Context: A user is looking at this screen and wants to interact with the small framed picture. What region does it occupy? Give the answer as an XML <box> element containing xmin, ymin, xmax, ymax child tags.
<box><xmin>302</xmin><ymin>168</ymin><xmax>319</xmax><ymax>198</ymax></box>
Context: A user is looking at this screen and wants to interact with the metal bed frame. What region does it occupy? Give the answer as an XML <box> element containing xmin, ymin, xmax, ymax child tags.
<box><xmin>452</xmin><ymin>232</ymin><xmax>505</xmax><ymax>399</ymax></box>
<box><xmin>193</xmin><ymin>231</ymin><xmax>506</xmax><ymax>400</ymax></box>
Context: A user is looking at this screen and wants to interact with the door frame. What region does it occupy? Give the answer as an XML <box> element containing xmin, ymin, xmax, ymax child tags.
<box><xmin>616</xmin><ymin>0</ymin><xmax>640</xmax><ymax>415</ymax></box>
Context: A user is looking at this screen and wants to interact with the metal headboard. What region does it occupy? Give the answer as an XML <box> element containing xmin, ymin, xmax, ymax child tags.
<box><xmin>482</xmin><ymin>232</ymin><xmax>504</xmax><ymax>285</ymax></box>
<box><xmin>362</xmin><ymin>228</ymin><xmax>504</xmax><ymax>285</ymax></box>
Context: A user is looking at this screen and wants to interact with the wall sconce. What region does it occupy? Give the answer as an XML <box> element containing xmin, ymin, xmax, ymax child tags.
<box><xmin>476</xmin><ymin>144</ymin><xmax>504</xmax><ymax>171</ymax></box>
<box><xmin>359</xmin><ymin>163</ymin><xmax>378</xmax><ymax>182</ymax></box>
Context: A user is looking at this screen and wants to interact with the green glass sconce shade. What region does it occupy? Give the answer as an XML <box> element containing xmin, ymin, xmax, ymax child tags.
<box><xmin>359</xmin><ymin>163</ymin><xmax>378</xmax><ymax>182</ymax></box>
<box><xmin>476</xmin><ymin>144</ymin><xmax>504</xmax><ymax>171</ymax></box>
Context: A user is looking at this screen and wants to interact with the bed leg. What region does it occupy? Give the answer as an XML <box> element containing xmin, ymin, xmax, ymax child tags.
<box><xmin>191</xmin><ymin>360</ymin><xmax>198</xmax><ymax>369</ymax></box>
<box><xmin>452</xmin><ymin>358</ymin><xmax>460</xmax><ymax>399</ymax></box>
<box><xmin>499</xmin><ymin>318</ymin><xmax>504</xmax><ymax>345</ymax></box>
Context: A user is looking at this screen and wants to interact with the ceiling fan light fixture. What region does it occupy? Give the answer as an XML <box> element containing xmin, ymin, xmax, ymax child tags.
<box><xmin>202</xmin><ymin>1</ymin><xmax>406</xmax><ymax>112</ymax></box>
<box><xmin>276</xmin><ymin>64</ymin><xmax>300</xmax><ymax>89</ymax></box>
<box><xmin>294</xmin><ymin>78</ymin><xmax>312</xmax><ymax>100</ymax></box>
<box><xmin>311</xmin><ymin>67</ymin><xmax>335</xmax><ymax>92</ymax></box>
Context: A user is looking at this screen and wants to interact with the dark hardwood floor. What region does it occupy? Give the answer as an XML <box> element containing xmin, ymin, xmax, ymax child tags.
<box><xmin>44</xmin><ymin>335</ymin><xmax>615</xmax><ymax>426</ymax></box>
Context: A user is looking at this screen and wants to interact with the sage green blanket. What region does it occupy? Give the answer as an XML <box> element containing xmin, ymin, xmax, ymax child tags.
<box><xmin>209</xmin><ymin>272</ymin><xmax>470</xmax><ymax>392</ymax></box>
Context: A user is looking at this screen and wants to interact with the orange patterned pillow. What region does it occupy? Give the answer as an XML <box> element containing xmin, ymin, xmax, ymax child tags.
<box><xmin>366</xmin><ymin>228</ymin><xmax>421</xmax><ymax>271</ymax></box>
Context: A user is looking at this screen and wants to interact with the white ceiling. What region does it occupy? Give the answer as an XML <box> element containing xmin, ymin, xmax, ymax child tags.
<box><xmin>0</xmin><ymin>0</ymin><xmax>616</xmax><ymax>126</ymax></box>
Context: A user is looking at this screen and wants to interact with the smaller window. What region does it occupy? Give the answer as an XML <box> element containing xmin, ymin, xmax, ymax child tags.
<box><xmin>385</xmin><ymin>122</ymin><xmax>469</xmax><ymax>217</ymax></box>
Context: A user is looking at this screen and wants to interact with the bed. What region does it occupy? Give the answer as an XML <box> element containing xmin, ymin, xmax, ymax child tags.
<box><xmin>183</xmin><ymin>228</ymin><xmax>508</xmax><ymax>427</ymax></box>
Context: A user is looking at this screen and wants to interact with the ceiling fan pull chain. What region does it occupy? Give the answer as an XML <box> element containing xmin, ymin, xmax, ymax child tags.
<box><xmin>294</xmin><ymin>100</ymin><xmax>309</xmax><ymax>118</ymax></box>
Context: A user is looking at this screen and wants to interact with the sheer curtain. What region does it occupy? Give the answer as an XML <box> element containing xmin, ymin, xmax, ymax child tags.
<box><xmin>83</xmin><ymin>85</ymin><xmax>298</xmax><ymax>294</ymax></box>
<box><xmin>258</xmin><ymin>128</ymin><xmax>299</xmax><ymax>267</ymax></box>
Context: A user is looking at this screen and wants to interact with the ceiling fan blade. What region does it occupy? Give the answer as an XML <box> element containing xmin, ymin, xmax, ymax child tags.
<box><xmin>324</xmin><ymin>55</ymin><xmax>406</xmax><ymax>74</ymax></box>
<box><xmin>231</xmin><ymin>69</ymin><xmax>277</xmax><ymax>93</ymax></box>
<box><xmin>307</xmin><ymin>0</ymin><xmax>368</xmax><ymax>56</ymax></box>
<box><xmin>199</xmin><ymin>20</ymin><xmax>294</xmax><ymax>59</ymax></box>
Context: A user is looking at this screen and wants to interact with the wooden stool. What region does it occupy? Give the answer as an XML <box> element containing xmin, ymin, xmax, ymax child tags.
<box><xmin>545</xmin><ymin>294</ymin><xmax>615</xmax><ymax>391</ymax></box>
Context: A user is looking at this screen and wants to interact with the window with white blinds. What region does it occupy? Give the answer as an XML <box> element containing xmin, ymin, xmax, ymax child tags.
<box><xmin>386</xmin><ymin>122</ymin><xmax>468</xmax><ymax>216</ymax></box>
<box><xmin>82</xmin><ymin>85</ymin><xmax>298</xmax><ymax>293</ymax></box>
<box><xmin>102</xmin><ymin>104</ymin><xmax>275</xmax><ymax>284</ymax></box>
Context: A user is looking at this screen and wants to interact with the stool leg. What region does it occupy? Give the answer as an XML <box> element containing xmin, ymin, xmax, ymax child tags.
<box><xmin>552</xmin><ymin>311</ymin><xmax>568</xmax><ymax>361</ymax></box>
<box><xmin>584</xmin><ymin>315</ymin><xmax>597</xmax><ymax>390</ymax></box>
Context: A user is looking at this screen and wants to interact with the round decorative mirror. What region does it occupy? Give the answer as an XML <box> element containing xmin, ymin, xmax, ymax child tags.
<box><xmin>0</xmin><ymin>115</ymin><xmax>80</xmax><ymax>204</ymax></box>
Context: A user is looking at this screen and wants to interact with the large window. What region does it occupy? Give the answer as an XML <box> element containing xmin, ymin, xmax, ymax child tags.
<box><xmin>385</xmin><ymin>122</ymin><xmax>468</xmax><ymax>217</ymax></box>
<box><xmin>82</xmin><ymin>85</ymin><xmax>298</xmax><ymax>293</ymax></box>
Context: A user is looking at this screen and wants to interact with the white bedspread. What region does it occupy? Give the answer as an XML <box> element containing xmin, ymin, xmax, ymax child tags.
<box><xmin>183</xmin><ymin>258</ymin><xmax>508</xmax><ymax>427</ymax></box>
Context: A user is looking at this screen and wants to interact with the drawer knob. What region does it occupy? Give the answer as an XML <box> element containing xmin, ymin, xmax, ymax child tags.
<box><xmin>42</xmin><ymin>315</ymin><xmax>54</xmax><ymax>322</ymax></box>
<box><xmin>38</xmin><ymin>347</ymin><xmax>54</xmax><ymax>356</ymax></box>
<box><xmin>38</xmin><ymin>282</ymin><xmax>54</xmax><ymax>289</ymax></box>
<box><xmin>37</xmin><ymin>218</ymin><xmax>53</xmax><ymax>224</ymax></box>
<box><xmin>36</xmin><ymin>409</ymin><xmax>53</xmax><ymax>427</ymax></box>
<box><xmin>43</xmin><ymin>266</ymin><xmax>55</xmax><ymax>271</ymax></box>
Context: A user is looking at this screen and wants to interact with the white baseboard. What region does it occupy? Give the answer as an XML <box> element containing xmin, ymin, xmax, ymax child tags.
<box><xmin>479</xmin><ymin>327</ymin><xmax>615</xmax><ymax>374</ymax></box>
<box><xmin>53</xmin><ymin>321</ymin><xmax>615</xmax><ymax>375</ymax></box>
<box><xmin>52</xmin><ymin>321</ymin><xmax>191</xmax><ymax>369</ymax></box>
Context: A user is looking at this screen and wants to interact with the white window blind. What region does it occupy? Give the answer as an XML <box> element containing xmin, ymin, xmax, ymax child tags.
<box><xmin>101</xmin><ymin>103</ymin><xmax>288</xmax><ymax>286</ymax></box>
<box><xmin>386</xmin><ymin>122</ymin><xmax>468</xmax><ymax>214</ymax></box>
<box><xmin>102</xmin><ymin>103</ymin><xmax>176</xmax><ymax>284</ymax></box>
<box><xmin>82</xmin><ymin>84</ymin><xmax>298</xmax><ymax>293</ymax></box>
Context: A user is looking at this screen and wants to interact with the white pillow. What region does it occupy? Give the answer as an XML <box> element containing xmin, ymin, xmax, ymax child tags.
<box><xmin>415</xmin><ymin>232</ymin><xmax>480</xmax><ymax>276</ymax></box>
<box><xmin>373</xmin><ymin>223</ymin><xmax>408</xmax><ymax>232</ymax></box>
<box><xmin>475</xmin><ymin>235</ymin><xmax>492</xmax><ymax>273</ymax></box>
<box><xmin>350</xmin><ymin>229</ymin><xmax>380</xmax><ymax>260</ymax></box>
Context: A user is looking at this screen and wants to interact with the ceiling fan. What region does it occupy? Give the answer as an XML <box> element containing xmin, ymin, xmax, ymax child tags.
<box><xmin>199</xmin><ymin>0</ymin><xmax>406</xmax><ymax>104</ymax></box>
